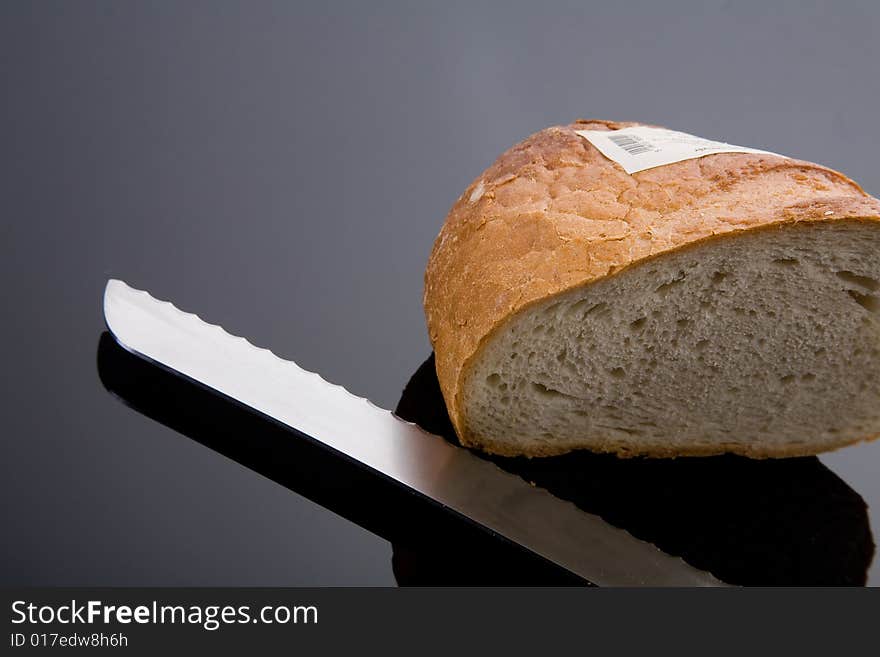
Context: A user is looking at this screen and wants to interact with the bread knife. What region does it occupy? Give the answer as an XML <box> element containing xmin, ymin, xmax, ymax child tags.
<box><xmin>102</xmin><ymin>279</ymin><xmax>727</xmax><ymax>586</ymax></box>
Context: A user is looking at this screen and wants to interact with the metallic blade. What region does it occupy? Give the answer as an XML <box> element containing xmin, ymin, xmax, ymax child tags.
<box><xmin>103</xmin><ymin>279</ymin><xmax>726</xmax><ymax>586</ymax></box>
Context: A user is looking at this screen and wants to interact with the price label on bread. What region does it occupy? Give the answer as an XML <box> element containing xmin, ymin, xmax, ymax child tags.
<box><xmin>575</xmin><ymin>125</ymin><xmax>783</xmax><ymax>174</ymax></box>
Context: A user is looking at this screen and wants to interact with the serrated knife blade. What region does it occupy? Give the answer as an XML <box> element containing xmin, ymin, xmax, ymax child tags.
<box><xmin>102</xmin><ymin>279</ymin><xmax>726</xmax><ymax>586</ymax></box>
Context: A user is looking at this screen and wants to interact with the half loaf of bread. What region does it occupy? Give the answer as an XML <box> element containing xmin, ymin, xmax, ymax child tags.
<box><xmin>423</xmin><ymin>119</ymin><xmax>880</xmax><ymax>458</ymax></box>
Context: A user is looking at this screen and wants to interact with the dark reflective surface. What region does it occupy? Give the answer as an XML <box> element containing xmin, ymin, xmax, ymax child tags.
<box><xmin>394</xmin><ymin>357</ymin><xmax>874</xmax><ymax>586</ymax></box>
<box><xmin>98</xmin><ymin>332</ymin><xmax>874</xmax><ymax>585</ymax></box>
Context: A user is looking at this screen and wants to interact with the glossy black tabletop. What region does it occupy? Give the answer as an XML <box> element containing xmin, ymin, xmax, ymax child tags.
<box><xmin>4</xmin><ymin>2</ymin><xmax>880</xmax><ymax>586</ymax></box>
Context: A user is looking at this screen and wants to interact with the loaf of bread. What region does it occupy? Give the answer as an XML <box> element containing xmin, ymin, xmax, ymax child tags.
<box><xmin>423</xmin><ymin>119</ymin><xmax>880</xmax><ymax>458</ymax></box>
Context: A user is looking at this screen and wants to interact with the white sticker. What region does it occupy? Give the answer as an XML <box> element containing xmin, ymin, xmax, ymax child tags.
<box><xmin>575</xmin><ymin>126</ymin><xmax>784</xmax><ymax>174</ymax></box>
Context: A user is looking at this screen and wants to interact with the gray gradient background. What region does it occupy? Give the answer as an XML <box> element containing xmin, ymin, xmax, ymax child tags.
<box><xmin>2</xmin><ymin>0</ymin><xmax>879</xmax><ymax>585</ymax></box>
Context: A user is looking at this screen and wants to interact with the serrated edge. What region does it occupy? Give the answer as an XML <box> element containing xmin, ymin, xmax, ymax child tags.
<box><xmin>106</xmin><ymin>279</ymin><xmax>431</xmax><ymax>426</ymax></box>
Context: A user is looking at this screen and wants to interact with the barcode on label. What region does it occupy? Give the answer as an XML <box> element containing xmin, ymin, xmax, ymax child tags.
<box><xmin>608</xmin><ymin>133</ymin><xmax>654</xmax><ymax>156</ymax></box>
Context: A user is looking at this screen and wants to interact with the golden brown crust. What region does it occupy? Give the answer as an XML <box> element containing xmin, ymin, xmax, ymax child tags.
<box><xmin>423</xmin><ymin>119</ymin><xmax>880</xmax><ymax>457</ymax></box>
